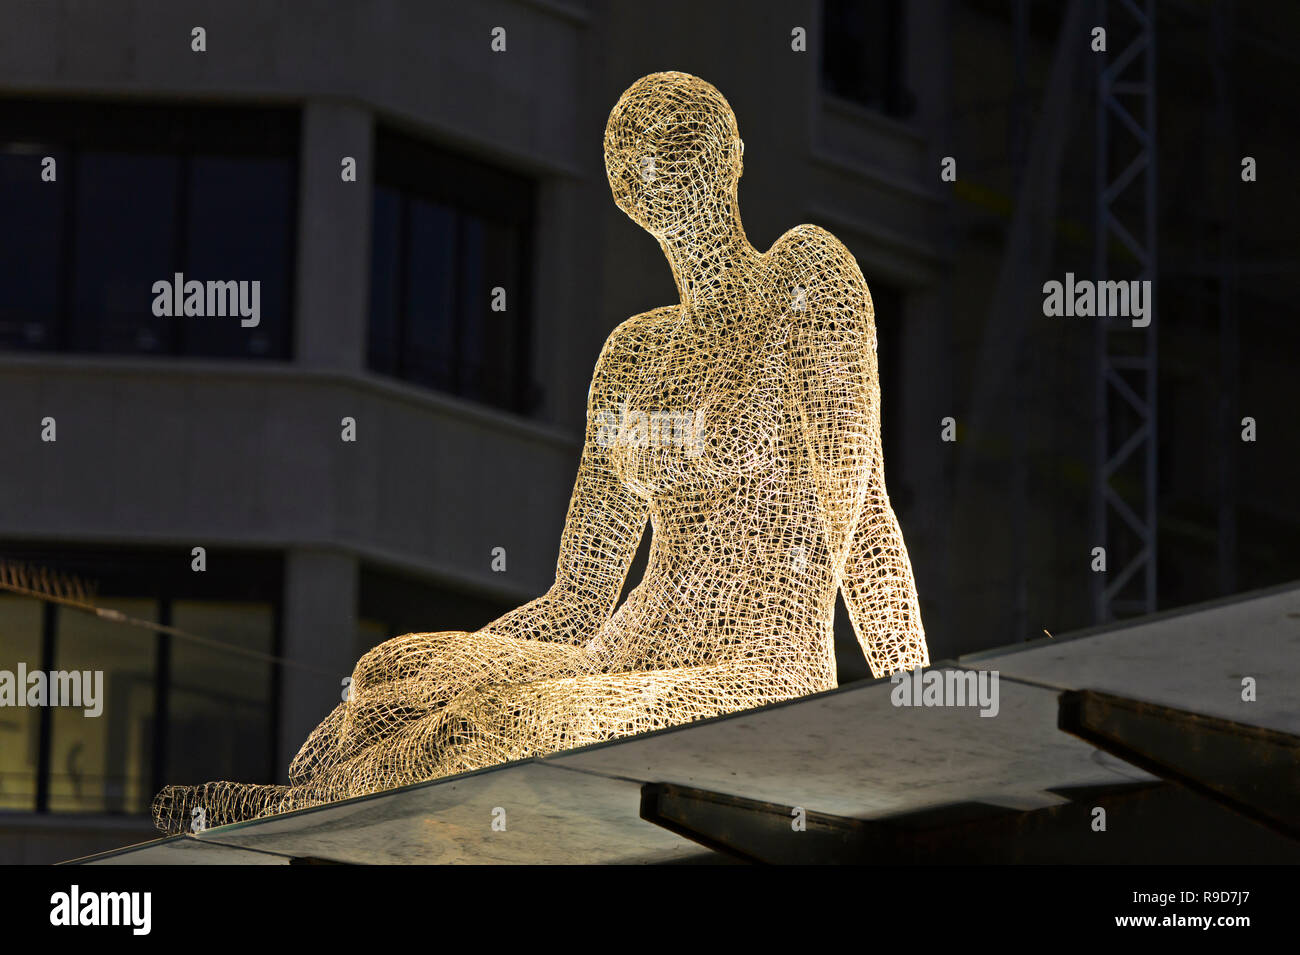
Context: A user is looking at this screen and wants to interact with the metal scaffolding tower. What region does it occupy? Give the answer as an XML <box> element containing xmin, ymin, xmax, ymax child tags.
<box><xmin>1092</xmin><ymin>0</ymin><xmax>1158</xmax><ymax>622</ymax></box>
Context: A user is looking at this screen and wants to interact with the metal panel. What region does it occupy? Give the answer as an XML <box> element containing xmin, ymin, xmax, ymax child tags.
<box><xmin>1059</xmin><ymin>689</ymin><xmax>1300</xmax><ymax>839</ymax></box>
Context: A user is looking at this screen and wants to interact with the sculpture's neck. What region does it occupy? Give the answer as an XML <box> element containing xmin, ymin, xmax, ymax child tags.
<box><xmin>659</xmin><ymin>198</ymin><xmax>760</xmax><ymax>338</ymax></box>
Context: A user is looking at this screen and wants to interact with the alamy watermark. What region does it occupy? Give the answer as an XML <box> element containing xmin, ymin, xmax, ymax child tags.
<box><xmin>151</xmin><ymin>273</ymin><xmax>260</xmax><ymax>328</ymax></box>
<box><xmin>0</xmin><ymin>664</ymin><xmax>103</xmax><ymax>717</ymax></box>
<box><xmin>595</xmin><ymin>398</ymin><xmax>707</xmax><ymax>455</ymax></box>
<box><xmin>891</xmin><ymin>667</ymin><xmax>1000</xmax><ymax>717</ymax></box>
<box><xmin>1042</xmin><ymin>272</ymin><xmax>1151</xmax><ymax>328</ymax></box>
<box><xmin>50</xmin><ymin>885</ymin><xmax>151</xmax><ymax>935</ymax></box>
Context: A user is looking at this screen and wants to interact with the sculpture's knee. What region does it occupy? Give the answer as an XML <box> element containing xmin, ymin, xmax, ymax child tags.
<box><xmin>352</xmin><ymin>630</ymin><xmax>471</xmax><ymax>693</ymax></box>
<box><xmin>431</xmin><ymin>685</ymin><xmax>562</xmax><ymax>776</ymax></box>
<box><xmin>309</xmin><ymin>708</ymin><xmax>452</xmax><ymax>799</ymax></box>
<box><xmin>328</xmin><ymin>689</ymin><xmax>522</xmax><ymax>792</ymax></box>
<box><xmin>288</xmin><ymin>702</ymin><xmax>346</xmax><ymax>785</ymax></box>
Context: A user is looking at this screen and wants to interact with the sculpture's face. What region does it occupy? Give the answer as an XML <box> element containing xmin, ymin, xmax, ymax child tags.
<box><xmin>604</xmin><ymin>73</ymin><xmax>742</xmax><ymax>238</ymax></box>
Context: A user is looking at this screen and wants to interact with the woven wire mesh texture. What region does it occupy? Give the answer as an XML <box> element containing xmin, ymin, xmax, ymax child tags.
<box><xmin>153</xmin><ymin>72</ymin><xmax>929</xmax><ymax>835</ymax></box>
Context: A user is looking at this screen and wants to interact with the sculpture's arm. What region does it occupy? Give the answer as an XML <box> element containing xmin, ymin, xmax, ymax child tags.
<box><xmin>481</xmin><ymin>320</ymin><xmax>650</xmax><ymax>646</ymax></box>
<box><xmin>778</xmin><ymin>225</ymin><xmax>877</xmax><ymax>573</ymax></box>
<box><xmin>840</xmin><ymin>437</ymin><xmax>930</xmax><ymax>678</ymax></box>
<box><xmin>776</xmin><ymin>225</ymin><xmax>927</xmax><ymax>678</ymax></box>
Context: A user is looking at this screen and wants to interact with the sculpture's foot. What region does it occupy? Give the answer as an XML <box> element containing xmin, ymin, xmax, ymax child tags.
<box><xmin>152</xmin><ymin>781</ymin><xmax>294</xmax><ymax>835</ymax></box>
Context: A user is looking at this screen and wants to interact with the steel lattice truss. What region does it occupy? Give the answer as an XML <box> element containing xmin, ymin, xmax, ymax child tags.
<box><xmin>1092</xmin><ymin>0</ymin><xmax>1158</xmax><ymax>621</ymax></box>
<box><xmin>154</xmin><ymin>72</ymin><xmax>929</xmax><ymax>834</ymax></box>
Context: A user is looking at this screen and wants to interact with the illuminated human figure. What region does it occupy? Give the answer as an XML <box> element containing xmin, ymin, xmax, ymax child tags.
<box><xmin>154</xmin><ymin>71</ymin><xmax>929</xmax><ymax>833</ymax></box>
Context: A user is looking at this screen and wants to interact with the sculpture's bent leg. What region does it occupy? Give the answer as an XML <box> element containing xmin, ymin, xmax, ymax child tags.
<box><xmin>312</xmin><ymin>630</ymin><xmax>593</xmax><ymax>772</ymax></box>
<box><xmin>287</xmin><ymin>700</ymin><xmax>346</xmax><ymax>785</ymax></box>
<box><xmin>428</xmin><ymin>661</ymin><xmax>801</xmax><ymax>776</ymax></box>
<box><xmin>152</xmin><ymin>630</ymin><xmax>592</xmax><ymax>833</ymax></box>
<box><xmin>152</xmin><ymin>781</ymin><xmax>292</xmax><ymax>835</ymax></box>
<box><xmin>300</xmin><ymin>660</ymin><xmax>802</xmax><ymax>801</ymax></box>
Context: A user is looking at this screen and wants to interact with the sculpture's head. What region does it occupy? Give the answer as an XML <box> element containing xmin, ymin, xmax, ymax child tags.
<box><xmin>604</xmin><ymin>71</ymin><xmax>743</xmax><ymax>239</ymax></box>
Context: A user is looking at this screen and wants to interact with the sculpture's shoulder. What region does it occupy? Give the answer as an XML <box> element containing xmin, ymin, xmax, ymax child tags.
<box><xmin>589</xmin><ymin>306</ymin><xmax>679</xmax><ymax>400</ymax></box>
<box><xmin>766</xmin><ymin>225</ymin><xmax>875</xmax><ymax>349</ymax></box>
<box><xmin>766</xmin><ymin>224</ymin><xmax>869</xmax><ymax>300</ymax></box>
<box><xmin>595</xmin><ymin>306</ymin><xmax>677</xmax><ymax>370</ymax></box>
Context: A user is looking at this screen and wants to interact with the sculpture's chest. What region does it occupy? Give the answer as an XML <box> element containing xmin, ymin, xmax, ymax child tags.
<box><xmin>607</xmin><ymin>324</ymin><xmax>791</xmax><ymax>497</ymax></box>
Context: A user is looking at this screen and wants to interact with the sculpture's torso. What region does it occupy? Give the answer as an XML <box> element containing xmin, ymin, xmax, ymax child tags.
<box><xmin>590</xmin><ymin>265</ymin><xmax>843</xmax><ymax>694</ymax></box>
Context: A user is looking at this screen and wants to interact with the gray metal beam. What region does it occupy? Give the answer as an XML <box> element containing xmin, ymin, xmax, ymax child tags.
<box><xmin>639</xmin><ymin>779</ymin><xmax>1299</xmax><ymax>864</ymax></box>
<box><xmin>1059</xmin><ymin>688</ymin><xmax>1300</xmax><ymax>840</ymax></box>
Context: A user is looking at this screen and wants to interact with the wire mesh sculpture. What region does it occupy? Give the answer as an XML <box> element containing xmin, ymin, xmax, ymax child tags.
<box><xmin>153</xmin><ymin>71</ymin><xmax>929</xmax><ymax>834</ymax></box>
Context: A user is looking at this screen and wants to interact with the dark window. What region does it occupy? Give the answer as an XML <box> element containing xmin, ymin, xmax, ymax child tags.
<box><xmin>0</xmin><ymin>547</ymin><xmax>281</xmax><ymax>815</ymax></box>
<box><xmin>821</xmin><ymin>0</ymin><xmax>915</xmax><ymax>119</ymax></box>
<box><xmin>0</xmin><ymin>149</ymin><xmax>65</xmax><ymax>350</ymax></box>
<box><xmin>369</xmin><ymin>128</ymin><xmax>537</xmax><ymax>414</ymax></box>
<box><xmin>71</xmin><ymin>153</ymin><xmax>181</xmax><ymax>354</ymax></box>
<box><xmin>0</xmin><ymin>100</ymin><xmax>297</xmax><ymax>360</ymax></box>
